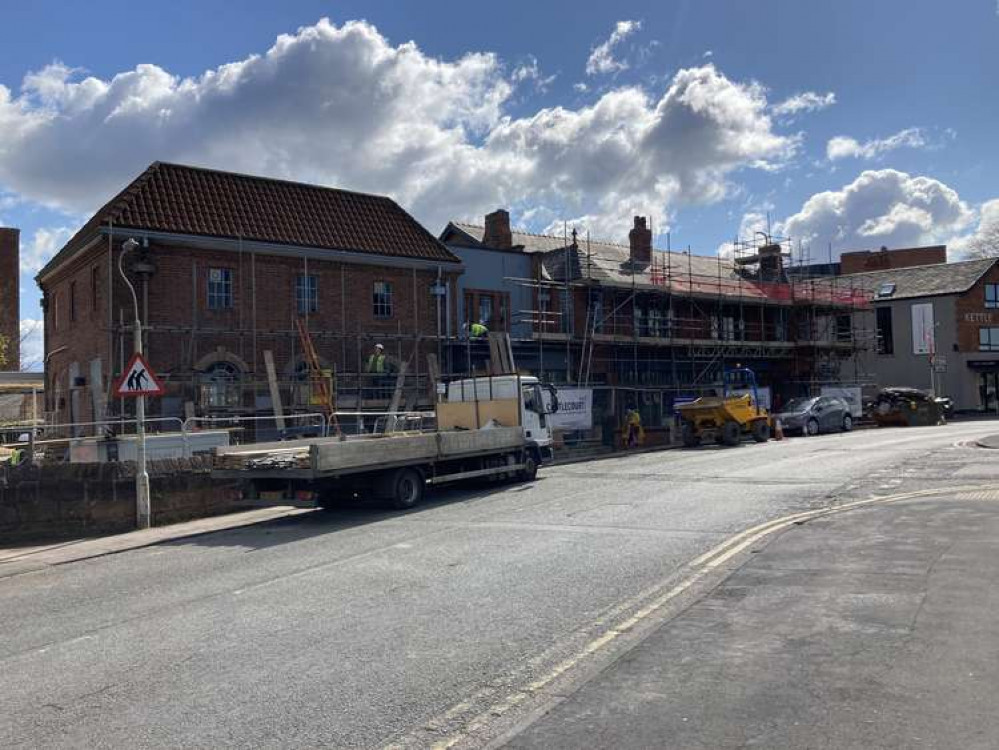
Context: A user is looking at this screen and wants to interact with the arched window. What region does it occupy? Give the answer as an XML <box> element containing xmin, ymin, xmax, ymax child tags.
<box><xmin>199</xmin><ymin>361</ymin><xmax>242</xmax><ymax>408</ymax></box>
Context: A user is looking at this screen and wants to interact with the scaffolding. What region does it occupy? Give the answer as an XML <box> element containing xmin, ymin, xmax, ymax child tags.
<box><xmin>508</xmin><ymin>229</ymin><xmax>875</xmax><ymax>400</ymax></box>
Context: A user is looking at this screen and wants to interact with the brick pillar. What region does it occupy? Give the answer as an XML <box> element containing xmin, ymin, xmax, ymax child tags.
<box><xmin>0</xmin><ymin>228</ymin><xmax>19</xmax><ymax>371</ymax></box>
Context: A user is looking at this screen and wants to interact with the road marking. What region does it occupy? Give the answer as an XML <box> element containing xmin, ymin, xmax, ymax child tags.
<box><xmin>385</xmin><ymin>481</ymin><xmax>999</xmax><ymax>750</ymax></box>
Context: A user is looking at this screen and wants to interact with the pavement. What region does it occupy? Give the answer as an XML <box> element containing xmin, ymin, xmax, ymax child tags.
<box><xmin>506</xmin><ymin>490</ymin><xmax>999</xmax><ymax>749</ymax></box>
<box><xmin>975</xmin><ymin>433</ymin><xmax>999</xmax><ymax>449</ymax></box>
<box><xmin>3</xmin><ymin>421</ymin><xmax>999</xmax><ymax>749</ymax></box>
<box><xmin>0</xmin><ymin>505</ymin><xmax>312</xmax><ymax>579</ymax></box>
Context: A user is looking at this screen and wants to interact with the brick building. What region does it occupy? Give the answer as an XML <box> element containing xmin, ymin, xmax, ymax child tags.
<box><xmin>839</xmin><ymin>245</ymin><xmax>947</xmax><ymax>275</ymax></box>
<box><xmin>36</xmin><ymin>162</ymin><xmax>462</xmax><ymax>426</ymax></box>
<box><xmin>842</xmin><ymin>257</ymin><xmax>999</xmax><ymax>411</ymax></box>
<box><xmin>442</xmin><ymin>210</ymin><xmax>871</xmax><ymax>421</ymax></box>
<box><xmin>0</xmin><ymin>228</ymin><xmax>19</xmax><ymax>371</ymax></box>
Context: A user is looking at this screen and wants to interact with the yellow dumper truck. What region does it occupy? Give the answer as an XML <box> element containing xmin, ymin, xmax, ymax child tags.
<box><xmin>676</xmin><ymin>368</ymin><xmax>771</xmax><ymax>447</ymax></box>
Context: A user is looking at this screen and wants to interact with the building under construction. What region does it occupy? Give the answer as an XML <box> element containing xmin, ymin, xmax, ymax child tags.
<box><xmin>37</xmin><ymin>163</ymin><xmax>874</xmax><ymax>443</ymax></box>
<box><xmin>442</xmin><ymin>213</ymin><xmax>874</xmax><ymax>435</ymax></box>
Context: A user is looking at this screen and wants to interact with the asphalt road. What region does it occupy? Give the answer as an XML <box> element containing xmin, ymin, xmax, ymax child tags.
<box><xmin>3</xmin><ymin>422</ymin><xmax>998</xmax><ymax>749</ymax></box>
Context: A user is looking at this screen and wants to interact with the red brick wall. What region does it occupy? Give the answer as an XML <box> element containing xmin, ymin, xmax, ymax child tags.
<box><xmin>41</xmin><ymin>239</ymin><xmax>460</xmax><ymax>420</ymax></box>
<box><xmin>42</xmin><ymin>244</ymin><xmax>113</xmax><ymax>421</ymax></box>
<box><xmin>134</xmin><ymin>242</ymin><xmax>456</xmax><ymax>373</ymax></box>
<box><xmin>956</xmin><ymin>262</ymin><xmax>999</xmax><ymax>352</ymax></box>
<box><xmin>840</xmin><ymin>246</ymin><xmax>946</xmax><ymax>275</ymax></box>
<box><xmin>0</xmin><ymin>228</ymin><xmax>20</xmax><ymax>371</ymax></box>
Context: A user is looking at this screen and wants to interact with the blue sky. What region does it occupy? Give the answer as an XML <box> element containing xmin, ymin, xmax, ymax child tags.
<box><xmin>2</xmin><ymin>0</ymin><xmax>998</xmax><ymax>367</ymax></box>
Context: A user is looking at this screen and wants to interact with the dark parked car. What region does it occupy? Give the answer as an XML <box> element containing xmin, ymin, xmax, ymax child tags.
<box><xmin>867</xmin><ymin>387</ymin><xmax>945</xmax><ymax>427</ymax></box>
<box><xmin>775</xmin><ymin>396</ymin><xmax>853</xmax><ymax>436</ymax></box>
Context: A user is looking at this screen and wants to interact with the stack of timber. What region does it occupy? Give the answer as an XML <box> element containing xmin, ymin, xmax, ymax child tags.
<box><xmin>214</xmin><ymin>439</ymin><xmax>314</xmax><ymax>471</ymax></box>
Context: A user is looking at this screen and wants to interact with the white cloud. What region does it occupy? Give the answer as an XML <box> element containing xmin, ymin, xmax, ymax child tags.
<box><xmin>951</xmin><ymin>198</ymin><xmax>999</xmax><ymax>258</ymax></box>
<box><xmin>782</xmin><ymin>169</ymin><xmax>974</xmax><ymax>255</ymax></box>
<box><xmin>0</xmin><ymin>20</ymin><xmax>796</xmax><ymax>244</ymax></box>
<box><xmin>485</xmin><ymin>64</ymin><xmax>796</xmax><ymax>238</ymax></box>
<box><xmin>19</xmin><ymin>318</ymin><xmax>43</xmax><ymax>371</ymax></box>
<box><xmin>826</xmin><ymin>127</ymin><xmax>926</xmax><ymax>161</ymax></box>
<box><xmin>20</xmin><ymin>226</ymin><xmax>75</xmax><ymax>273</ymax></box>
<box><xmin>772</xmin><ymin>91</ymin><xmax>835</xmax><ymax>119</ymax></box>
<box><xmin>511</xmin><ymin>55</ymin><xmax>557</xmax><ymax>93</ymax></box>
<box><xmin>586</xmin><ymin>20</ymin><xmax>642</xmax><ymax>76</ymax></box>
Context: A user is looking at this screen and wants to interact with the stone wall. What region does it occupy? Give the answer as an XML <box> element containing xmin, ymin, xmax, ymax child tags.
<box><xmin>0</xmin><ymin>457</ymin><xmax>244</xmax><ymax>542</ymax></box>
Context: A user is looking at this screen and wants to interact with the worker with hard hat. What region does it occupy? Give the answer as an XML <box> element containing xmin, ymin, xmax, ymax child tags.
<box><xmin>469</xmin><ymin>320</ymin><xmax>489</xmax><ymax>339</ymax></box>
<box><xmin>366</xmin><ymin>343</ymin><xmax>386</xmax><ymax>373</ymax></box>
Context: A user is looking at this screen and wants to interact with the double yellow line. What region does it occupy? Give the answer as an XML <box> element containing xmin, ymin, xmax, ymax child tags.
<box><xmin>387</xmin><ymin>483</ymin><xmax>999</xmax><ymax>750</ymax></box>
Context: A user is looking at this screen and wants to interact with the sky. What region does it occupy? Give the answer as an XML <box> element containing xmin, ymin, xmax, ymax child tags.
<box><xmin>2</xmin><ymin>0</ymin><xmax>998</xmax><ymax>369</ymax></box>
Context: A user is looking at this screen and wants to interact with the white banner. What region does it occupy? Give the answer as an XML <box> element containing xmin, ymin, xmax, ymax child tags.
<box><xmin>547</xmin><ymin>387</ymin><xmax>592</xmax><ymax>431</ymax></box>
<box><xmin>821</xmin><ymin>386</ymin><xmax>863</xmax><ymax>417</ymax></box>
<box><xmin>911</xmin><ymin>302</ymin><xmax>935</xmax><ymax>355</ymax></box>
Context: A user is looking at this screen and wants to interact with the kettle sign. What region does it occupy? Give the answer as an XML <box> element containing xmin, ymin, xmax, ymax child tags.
<box><xmin>114</xmin><ymin>353</ymin><xmax>165</xmax><ymax>397</ymax></box>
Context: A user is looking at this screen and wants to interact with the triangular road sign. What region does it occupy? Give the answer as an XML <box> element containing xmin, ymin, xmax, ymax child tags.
<box><xmin>114</xmin><ymin>353</ymin><xmax>165</xmax><ymax>397</ymax></box>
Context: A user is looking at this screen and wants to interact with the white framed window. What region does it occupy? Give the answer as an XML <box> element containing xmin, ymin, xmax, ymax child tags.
<box><xmin>373</xmin><ymin>281</ymin><xmax>393</xmax><ymax>318</ymax></box>
<box><xmin>980</xmin><ymin>327</ymin><xmax>999</xmax><ymax>351</ymax></box>
<box><xmin>207</xmin><ymin>268</ymin><xmax>233</xmax><ymax>309</ymax></box>
<box><xmin>199</xmin><ymin>361</ymin><xmax>241</xmax><ymax>408</ymax></box>
<box><xmin>297</xmin><ymin>274</ymin><xmax>318</xmax><ymax>314</ymax></box>
<box><xmin>986</xmin><ymin>284</ymin><xmax>999</xmax><ymax>309</ymax></box>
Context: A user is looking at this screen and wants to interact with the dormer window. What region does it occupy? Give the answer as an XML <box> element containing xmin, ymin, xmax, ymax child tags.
<box><xmin>876</xmin><ymin>282</ymin><xmax>896</xmax><ymax>298</ymax></box>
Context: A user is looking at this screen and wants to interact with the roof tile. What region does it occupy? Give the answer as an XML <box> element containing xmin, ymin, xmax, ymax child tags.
<box><xmin>840</xmin><ymin>258</ymin><xmax>996</xmax><ymax>300</ymax></box>
<box><xmin>40</xmin><ymin>162</ymin><xmax>458</xmax><ymax>278</ymax></box>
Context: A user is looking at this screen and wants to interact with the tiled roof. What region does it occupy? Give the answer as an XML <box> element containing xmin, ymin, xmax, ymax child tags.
<box><xmin>450</xmin><ymin>222</ymin><xmax>733</xmax><ymax>288</ymax></box>
<box><xmin>40</xmin><ymin>162</ymin><xmax>459</xmax><ymax>278</ymax></box>
<box><xmin>840</xmin><ymin>258</ymin><xmax>996</xmax><ymax>300</ymax></box>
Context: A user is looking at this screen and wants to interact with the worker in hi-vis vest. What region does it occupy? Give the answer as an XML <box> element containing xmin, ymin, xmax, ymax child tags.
<box><xmin>469</xmin><ymin>320</ymin><xmax>488</xmax><ymax>338</ymax></box>
<box><xmin>364</xmin><ymin>344</ymin><xmax>388</xmax><ymax>398</ymax></box>
<box><xmin>366</xmin><ymin>343</ymin><xmax>386</xmax><ymax>373</ymax></box>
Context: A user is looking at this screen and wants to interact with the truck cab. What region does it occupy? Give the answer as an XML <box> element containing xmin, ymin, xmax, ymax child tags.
<box><xmin>445</xmin><ymin>375</ymin><xmax>557</xmax><ymax>464</ymax></box>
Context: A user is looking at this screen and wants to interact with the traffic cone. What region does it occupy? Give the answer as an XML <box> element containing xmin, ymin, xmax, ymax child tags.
<box><xmin>774</xmin><ymin>418</ymin><xmax>784</xmax><ymax>441</ymax></box>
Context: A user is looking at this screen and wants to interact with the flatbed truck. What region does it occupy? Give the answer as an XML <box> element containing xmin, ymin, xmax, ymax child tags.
<box><xmin>212</xmin><ymin>375</ymin><xmax>558</xmax><ymax>509</ymax></box>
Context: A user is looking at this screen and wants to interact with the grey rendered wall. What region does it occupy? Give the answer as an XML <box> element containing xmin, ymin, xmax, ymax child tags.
<box><xmin>862</xmin><ymin>295</ymin><xmax>962</xmax><ymax>401</ymax></box>
<box><xmin>448</xmin><ymin>245</ymin><xmax>533</xmax><ymax>338</ymax></box>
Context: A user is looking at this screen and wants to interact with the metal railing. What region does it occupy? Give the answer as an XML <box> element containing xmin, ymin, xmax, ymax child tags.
<box><xmin>183</xmin><ymin>412</ymin><xmax>329</xmax><ymax>444</ymax></box>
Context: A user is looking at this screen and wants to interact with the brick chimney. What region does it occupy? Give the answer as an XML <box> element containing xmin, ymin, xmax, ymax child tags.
<box><xmin>629</xmin><ymin>216</ymin><xmax>652</xmax><ymax>264</ymax></box>
<box><xmin>0</xmin><ymin>228</ymin><xmax>19</xmax><ymax>371</ymax></box>
<box><xmin>482</xmin><ymin>209</ymin><xmax>512</xmax><ymax>249</ymax></box>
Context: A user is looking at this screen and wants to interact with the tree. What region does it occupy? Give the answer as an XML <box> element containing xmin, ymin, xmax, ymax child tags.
<box><xmin>964</xmin><ymin>202</ymin><xmax>999</xmax><ymax>259</ymax></box>
<box><xmin>17</xmin><ymin>320</ymin><xmax>42</xmax><ymax>372</ymax></box>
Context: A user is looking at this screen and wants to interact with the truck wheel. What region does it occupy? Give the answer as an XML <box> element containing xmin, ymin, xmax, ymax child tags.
<box><xmin>842</xmin><ymin>414</ymin><xmax>853</xmax><ymax>432</ymax></box>
<box><xmin>751</xmin><ymin>419</ymin><xmax>771</xmax><ymax>443</ymax></box>
<box><xmin>721</xmin><ymin>420</ymin><xmax>741</xmax><ymax>446</ymax></box>
<box><xmin>681</xmin><ymin>421</ymin><xmax>700</xmax><ymax>447</ymax></box>
<box><xmin>389</xmin><ymin>468</ymin><xmax>424</xmax><ymax>510</ymax></box>
<box><xmin>806</xmin><ymin>417</ymin><xmax>820</xmax><ymax>436</ymax></box>
<box><xmin>519</xmin><ymin>451</ymin><xmax>538</xmax><ymax>482</ymax></box>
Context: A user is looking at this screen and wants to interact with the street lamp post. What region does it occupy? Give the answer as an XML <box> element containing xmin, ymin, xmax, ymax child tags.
<box><xmin>118</xmin><ymin>238</ymin><xmax>150</xmax><ymax>529</ymax></box>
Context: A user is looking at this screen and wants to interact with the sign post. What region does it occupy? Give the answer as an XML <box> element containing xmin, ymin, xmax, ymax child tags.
<box><xmin>114</xmin><ymin>351</ymin><xmax>165</xmax><ymax>529</ymax></box>
<box><xmin>116</xmin><ymin>239</ymin><xmax>164</xmax><ymax>529</ymax></box>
